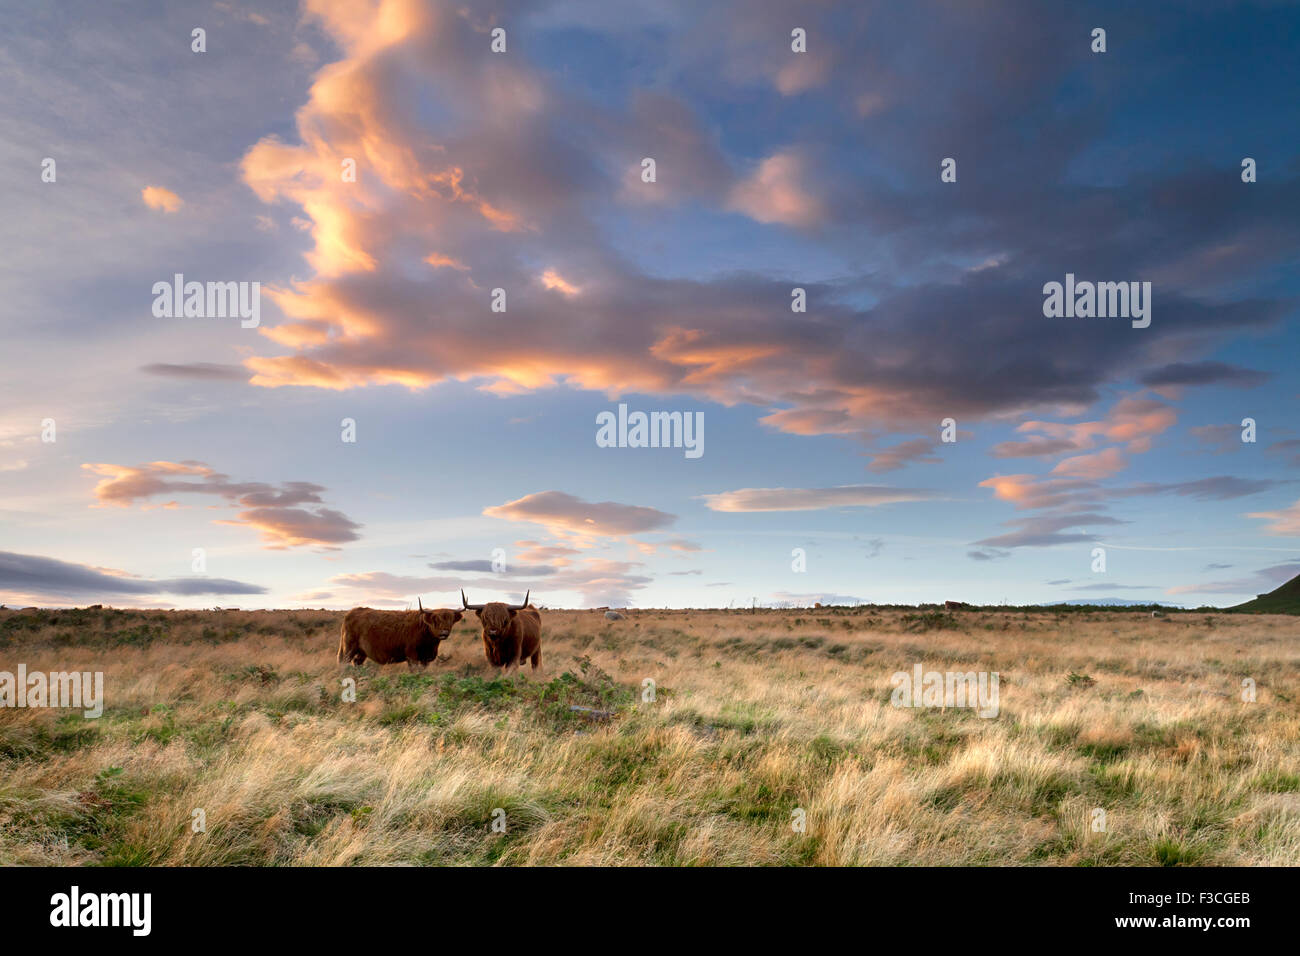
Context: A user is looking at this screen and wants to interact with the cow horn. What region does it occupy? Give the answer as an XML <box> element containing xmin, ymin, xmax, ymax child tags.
<box><xmin>461</xmin><ymin>589</ymin><xmax>485</xmax><ymax>611</ymax></box>
<box><xmin>418</xmin><ymin>597</ymin><xmax>423</xmax><ymax>611</ymax></box>
<box><xmin>507</xmin><ymin>590</ymin><xmax>530</xmax><ymax>611</ymax></box>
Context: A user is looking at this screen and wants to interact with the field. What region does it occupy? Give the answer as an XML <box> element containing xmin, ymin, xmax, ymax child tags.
<box><xmin>1</xmin><ymin>605</ymin><xmax>1298</xmax><ymax>866</ymax></box>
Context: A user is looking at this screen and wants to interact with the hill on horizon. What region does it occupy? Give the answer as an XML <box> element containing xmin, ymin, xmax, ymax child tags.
<box><xmin>1230</xmin><ymin>571</ymin><xmax>1300</xmax><ymax>614</ymax></box>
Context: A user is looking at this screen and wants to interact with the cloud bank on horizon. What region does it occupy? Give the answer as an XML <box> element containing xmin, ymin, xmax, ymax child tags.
<box><xmin>1</xmin><ymin>0</ymin><xmax>1297</xmax><ymax>609</ymax></box>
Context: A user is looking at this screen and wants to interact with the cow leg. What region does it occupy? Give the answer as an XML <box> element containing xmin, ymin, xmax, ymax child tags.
<box><xmin>530</xmin><ymin>648</ymin><xmax>541</xmax><ymax>673</ymax></box>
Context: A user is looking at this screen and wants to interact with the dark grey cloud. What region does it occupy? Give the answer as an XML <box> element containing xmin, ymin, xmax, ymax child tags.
<box><xmin>975</xmin><ymin>512</ymin><xmax>1125</xmax><ymax>549</ymax></box>
<box><xmin>429</xmin><ymin>559</ymin><xmax>558</xmax><ymax>576</ymax></box>
<box><xmin>1114</xmin><ymin>476</ymin><xmax>1288</xmax><ymax>501</ymax></box>
<box><xmin>0</xmin><ymin>551</ymin><xmax>266</xmax><ymax>601</ymax></box>
<box><xmin>1139</xmin><ymin>361</ymin><xmax>1269</xmax><ymax>389</ymax></box>
<box><xmin>140</xmin><ymin>363</ymin><xmax>251</xmax><ymax>382</ymax></box>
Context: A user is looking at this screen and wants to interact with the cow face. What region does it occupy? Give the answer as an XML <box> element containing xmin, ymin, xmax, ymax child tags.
<box><xmin>421</xmin><ymin>608</ymin><xmax>463</xmax><ymax>640</ymax></box>
<box><xmin>474</xmin><ymin>602</ymin><xmax>517</xmax><ymax>639</ymax></box>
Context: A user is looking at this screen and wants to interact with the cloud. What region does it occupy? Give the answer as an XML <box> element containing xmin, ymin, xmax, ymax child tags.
<box><xmin>1190</xmin><ymin>424</ymin><xmax>1245</xmax><ymax>454</ymax></box>
<box><xmin>140</xmin><ymin>363</ymin><xmax>251</xmax><ymax>382</ymax></box>
<box><xmin>216</xmin><ymin>507</ymin><xmax>361</xmax><ymax>550</ymax></box>
<box><xmin>425</xmin><ymin>252</ymin><xmax>469</xmax><ymax>271</ymax></box>
<box><xmin>974</xmin><ymin>512</ymin><xmax>1124</xmax><ymax>549</ymax></box>
<box><xmin>662</xmin><ymin>538</ymin><xmax>702</xmax><ymax>552</ymax></box>
<box><xmin>975</xmin><ymin>469</ymin><xmax>1283</xmax><ymax>550</ymax></box>
<box><xmin>540</xmin><ymin>269</ymin><xmax>581</xmax><ymax>296</ymax></box>
<box><xmin>990</xmin><ymin>437</ymin><xmax>1081</xmax><ymax>459</ymax></box>
<box><xmin>428</xmin><ymin>559</ymin><xmax>558</xmax><ymax>576</ymax></box>
<box><xmin>700</xmin><ymin>484</ymin><xmax>938</xmax><ymax>512</ymax></box>
<box><xmin>1113</xmin><ymin>476</ymin><xmax>1287</xmax><ymax>501</ymax></box>
<box><xmin>483</xmin><ymin>491</ymin><xmax>675</xmax><ymax>541</ymax></box>
<box><xmin>1168</xmin><ymin>562</ymin><xmax>1300</xmax><ymax>596</ymax></box>
<box><xmin>141</xmin><ymin>185</ymin><xmax>183</xmax><ymax>212</ymax></box>
<box><xmin>1266</xmin><ymin>439</ymin><xmax>1300</xmax><ymax>467</ymax></box>
<box><xmin>1051</xmin><ymin>446</ymin><xmax>1127</xmax><ymax>480</ymax></box>
<box><xmin>726</xmin><ymin>150</ymin><xmax>824</xmax><ymax>227</ymax></box>
<box><xmin>977</xmin><ymin>474</ymin><xmax>1100</xmax><ymax>512</ymax></box>
<box><xmin>968</xmin><ymin>549</ymin><xmax>1010</xmax><ymax>561</ymax></box>
<box><xmin>1139</xmin><ymin>361</ymin><xmax>1269</xmax><ymax>390</ymax></box>
<box><xmin>0</xmin><ymin>551</ymin><xmax>266</xmax><ymax>603</ymax></box>
<box><xmin>1246</xmin><ymin>499</ymin><xmax>1300</xmax><ymax>536</ymax></box>
<box><xmin>1013</xmin><ymin>397</ymin><xmax>1178</xmax><ymax>459</ymax></box>
<box><xmin>330</xmin><ymin>555</ymin><xmax>653</xmax><ymax>607</ymax></box>
<box><xmin>867</xmin><ymin>438</ymin><xmax>940</xmax><ymax>473</ymax></box>
<box><xmin>82</xmin><ymin>460</ymin><xmax>361</xmax><ymax>549</ymax></box>
<box><xmin>224</xmin><ymin>0</ymin><xmax>1295</xmax><ymax>452</ymax></box>
<box><xmin>513</xmin><ymin>541</ymin><xmax>580</xmax><ymax>567</ymax></box>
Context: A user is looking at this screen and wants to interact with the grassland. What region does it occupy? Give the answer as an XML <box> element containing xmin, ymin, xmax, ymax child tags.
<box><xmin>1</xmin><ymin>605</ymin><xmax>1297</xmax><ymax>866</ymax></box>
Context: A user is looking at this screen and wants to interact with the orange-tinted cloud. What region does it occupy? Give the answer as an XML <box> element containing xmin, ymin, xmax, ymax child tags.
<box><xmin>82</xmin><ymin>460</ymin><xmax>360</xmax><ymax>549</ymax></box>
<box><xmin>1246</xmin><ymin>499</ymin><xmax>1300</xmax><ymax>536</ymax></box>
<box><xmin>1051</xmin><ymin>446</ymin><xmax>1127</xmax><ymax>480</ymax></box>
<box><xmin>483</xmin><ymin>491</ymin><xmax>675</xmax><ymax>544</ymax></box>
<box><xmin>141</xmin><ymin>185</ymin><xmax>183</xmax><ymax>212</ymax></box>
<box><xmin>727</xmin><ymin>150</ymin><xmax>824</xmax><ymax>227</ymax></box>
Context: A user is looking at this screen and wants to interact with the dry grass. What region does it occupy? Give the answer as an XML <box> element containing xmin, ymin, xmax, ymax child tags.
<box><xmin>1</xmin><ymin>605</ymin><xmax>1298</xmax><ymax>866</ymax></box>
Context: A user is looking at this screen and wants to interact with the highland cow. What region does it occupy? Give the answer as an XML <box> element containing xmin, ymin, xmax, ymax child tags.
<box><xmin>337</xmin><ymin>600</ymin><xmax>462</xmax><ymax>670</ymax></box>
<box><xmin>461</xmin><ymin>590</ymin><xmax>542</xmax><ymax>676</ymax></box>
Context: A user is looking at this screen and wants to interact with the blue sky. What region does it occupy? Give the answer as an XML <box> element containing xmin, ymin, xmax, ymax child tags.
<box><xmin>1</xmin><ymin>0</ymin><xmax>1298</xmax><ymax>609</ymax></box>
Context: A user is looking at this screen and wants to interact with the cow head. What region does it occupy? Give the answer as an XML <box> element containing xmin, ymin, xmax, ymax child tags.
<box><xmin>417</xmin><ymin>598</ymin><xmax>462</xmax><ymax>640</ymax></box>
<box><xmin>462</xmin><ymin>590</ymin><xmax>528</xmax><ymax>639</ymax></box>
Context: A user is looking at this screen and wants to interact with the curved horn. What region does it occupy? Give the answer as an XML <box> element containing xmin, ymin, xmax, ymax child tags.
<box><xmin>461</xmin><ymin>589</ymin><xmax>485</xmax><ymax>611</ymax></box>
<box><xmin>507</xmin><ymin>590</ymin><xmax>530</xmax><ymax>611</ymax></box>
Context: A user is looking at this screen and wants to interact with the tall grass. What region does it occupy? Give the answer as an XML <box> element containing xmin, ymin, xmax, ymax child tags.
<box><xmin>1</xmin><ymin>606</ymin><xmax>1297</xmax><ymax>865</ymax></box>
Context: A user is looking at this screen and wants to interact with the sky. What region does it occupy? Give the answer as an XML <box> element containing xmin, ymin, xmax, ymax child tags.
<box><xmin>1</xmin><ymin>0</ymin><xmax>1298</xmax><ymax>610</ymax></box>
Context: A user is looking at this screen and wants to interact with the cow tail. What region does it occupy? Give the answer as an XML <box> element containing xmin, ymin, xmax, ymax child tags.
<box><xmin>337</xmin><ymin>619</ymin><xmax>348</xmax><ymax>664</ymax></box>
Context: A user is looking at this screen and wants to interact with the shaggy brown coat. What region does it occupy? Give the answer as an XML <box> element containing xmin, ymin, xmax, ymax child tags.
<box><xmin>338</xmin><ymin>607</ymin><xmax>462</xmax><ymax>670</ymax></box>
<box><xmin>472</xmin><ymin>602</ymin><xmax>542</xmax><ymax>675</ymax></box>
